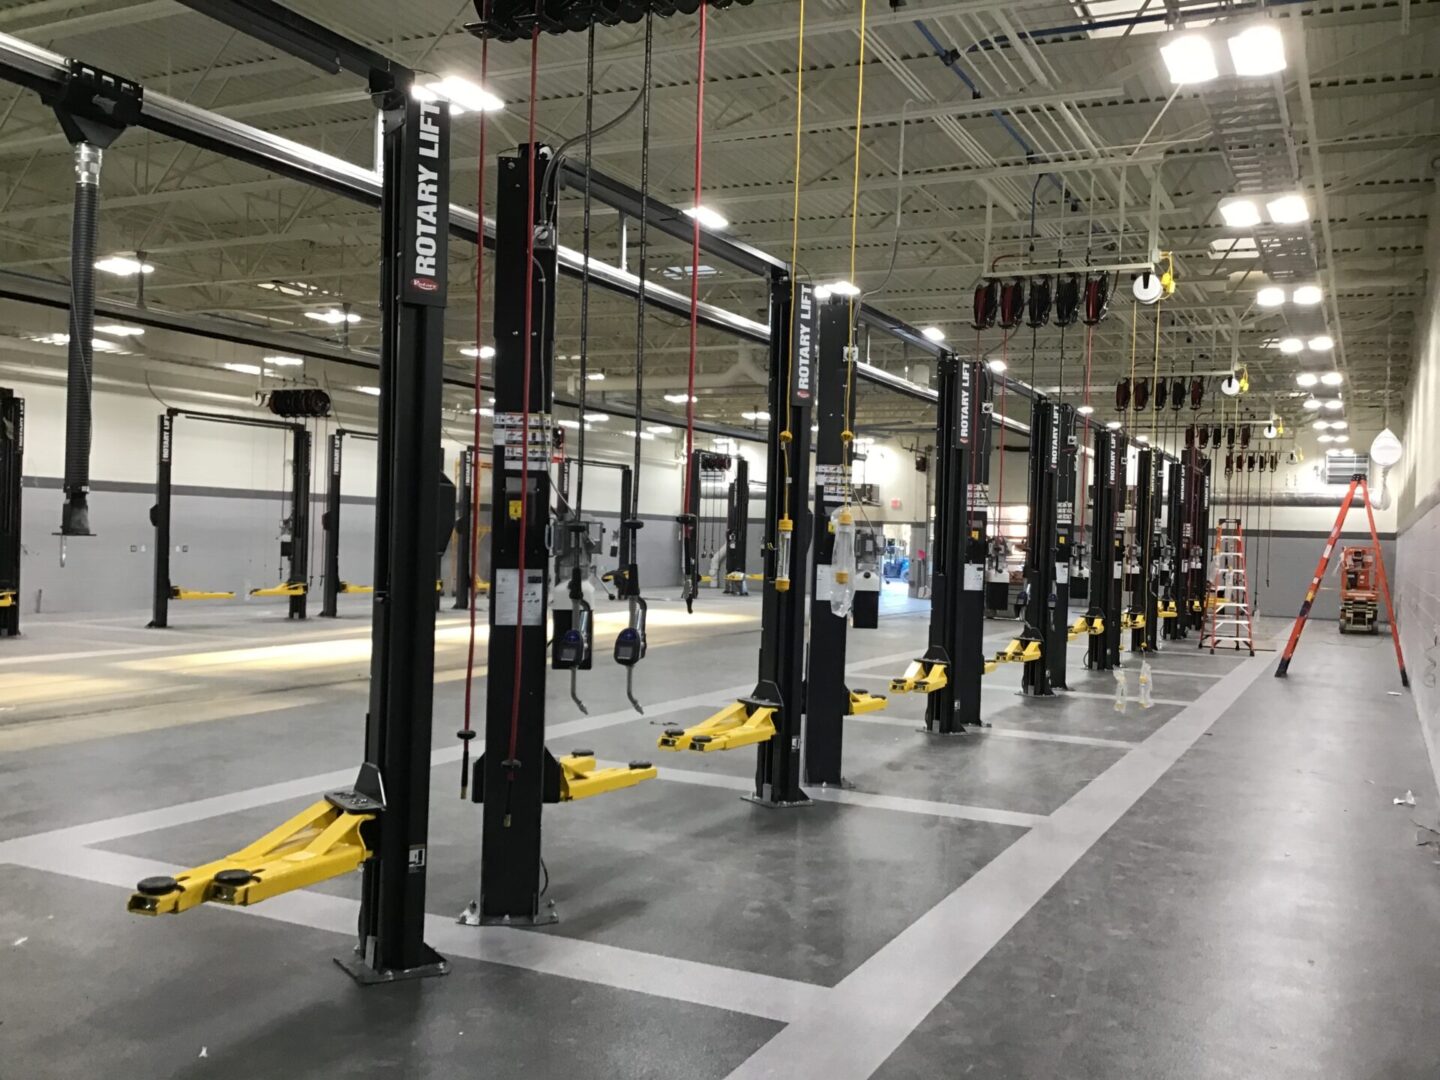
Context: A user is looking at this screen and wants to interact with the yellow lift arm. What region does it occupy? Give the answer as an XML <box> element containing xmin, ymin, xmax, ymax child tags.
<box><xmin>556</xmin><ymin>753</ymin><xmax>657</xmax><ymax>800</ymax></box>
<box><xmin>170</xmin><ymin>586</ymin><xmax>236</xmax><ymax>601</ymax></box>
<box><xmin>338</xmin><ymin>581</ymin><xmax>374</xmax><ymax>595</ymax></box>
<box><xmin>249</xmin><ymin>582</ymin><xmax>306</xmax><ymax>598</ymax></box>
<box><xmin>1067</xmin><ymin>614</ymin><xmax>1105</xmax><ymax>641</ymax></box>
<box><xmin>992</xmin><ymin>638</ymin><xmax>1042</xmax><ymax>666</ymax></box>
<box><xmin>126</xmin><ymin>791</ymin><xmax>378</xmax><ymax>916</ymax></box>
<box><xmin>1157</xmin><ymin>600</ymin><xmax>1178</xmax><ymax>619</ymax></box>
<box><xmin>658</xmin><ymin>697</ymin><xmax>777</xmax><ymax>752</ymax></box>
<box><xmin>0</xmin><ymin>591</ymin><xmax>15</xmax><ymax>608</ymax></box>
<box><xmin>890</xmin><ymin>658</ymin><xmax>948</xmax><ymax>695</ymax></box>
<box><xmin>1121</xmin><ymin>610</ymin><xmax>1146</xmax><ymax>630</ymax></box>
<box><xmin>848</xmin><ymin>689</ymin><xmax>888</xmax><ymax>715</ymax></box>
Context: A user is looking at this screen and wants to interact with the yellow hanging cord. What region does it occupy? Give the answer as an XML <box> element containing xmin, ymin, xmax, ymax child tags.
<box><xmin>842</xmin><ymin>0</ymin><xmax>868</xmax><ymax>485</ymax></box>
<box><xmin>1128</xmin><ymin>298</ymin><xmax>1139</xmax><ymax>430</ymax></box>
<box><xmin>1150</xmin><ymin>292</ymin><xmax>1162</xmax><ymax>444</ymax></box>
<box><xmin>781</xmin><ymin>0</ymin><xmax>806</xmax><ymax>492</ymax></box>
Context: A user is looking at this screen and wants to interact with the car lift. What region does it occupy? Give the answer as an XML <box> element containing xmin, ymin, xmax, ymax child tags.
<box><xmin>805</xmin><ymin>295</ymin><xmax>885</xmax><ymax>787</ymax></box>
<box><xmin>1275</xmin><ymin>472</ymin><xmax>1408</xmax><ymax>686</ymax></box>
<box><xmin>679</xmin><ymin>448</ymin><xmax>734</xmax><ymax>598</ymax></box>
<box><xmin>1081</xmin><ymin>428</ymin><xmax>1126</xmax><ymax>670</ymax></box>
<box><xmin>891</xmin><ymin>356</ymin><xmax>995</xmax><ymax>733</ymax></box>
<box><xmin>1018</xmin><ymin>395</ymin><xmax>1073</xmax><ymax>697</ymax></box>
<box><xmin>658</xmin><ymin>278</ymin><xmax>818</xmax><ymax>806</ymax></box>
<box><xmin>320</xmin><ymin>428</ymin><xmax>378</xmax><ymax>617</ymax></box>
<box><xmin>0</xmin><ymin>387</ymin><xmax>21</xmax><ymax>636</ymax></box>
<box><xmin>120</xmin><ymin>2</ymin><xmax>454</xmax><ymax>981</ymax></box>
<box><xmin>1126</xmin><ymin>446</ymin><xmax>1161</xmax><ymax>653</ymax></box>
<box><xmin>724</xmin><ymin>452</ymin><xmax>752</xmax><ymax>595</ymax></box>
<box><xmin>146</xmin><ymin>408</ymin><xmax>310</xmax><ymax>629</ymax></box>
<box><xmin>1048</xmin><ymin>400</ymin><xmax>1078</xmax><ymax>688</ymax></box>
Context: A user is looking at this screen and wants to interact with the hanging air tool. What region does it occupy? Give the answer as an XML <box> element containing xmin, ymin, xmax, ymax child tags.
<box><xmin>1054</xmin><ymin>273</ymin><xmax>1081</xmax><ymax>327</ymax></box>
<box><xmin>1155</xmin><ymin>378</ymin><xmax>1169</xmax><ymax>411</ymax></box>
<box><xmin>1134</xmin><ymin>378</ymin><xmax>1150</xmax><ymax>411</ymax></box>
<box><xmin>1116</xmin><ymin>378</ymin><xmax>1131</xmax><ymax>412</ymax></box>
<box><xmin>998</xmin><ymin>278</ymin><xmax>1026</xmax><ymax>329</ymax></box>
<box><xmin>614</xmin><ymin>518</ymin><xmax>648</xmax><ymax>713</ymax></box>
<box><xmin>1172</xmin><ymin>377</ymin><xmax>1186</xmax><ymax>411</ymax></box>
<box><xmin>1190</xmin><ymin>378</ymin><xmax>1205</xmax><ymax>410</ymax></box>
<box><xmin>553</xmin><ymin>519</ymin><xmax>596</xmax><ymax>715</ymax></box>
<box><xmin>1027</xmin><ymin>275</ymin><xmax>1053</xmax><ymax>327</ymax></box>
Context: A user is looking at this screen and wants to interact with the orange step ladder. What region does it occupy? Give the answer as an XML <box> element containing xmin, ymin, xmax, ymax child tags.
<box><xmin>1200</xmin><ymin>517</ymin><xmax>1254</xmax><ymax>656</ymax></box>
<box><xmin>1275</xmin><ymin>473</ymin><xmax>1408</xmax><ymax>686</ymax></box>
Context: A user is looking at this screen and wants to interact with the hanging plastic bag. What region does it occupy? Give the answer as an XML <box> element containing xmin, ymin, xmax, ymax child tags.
<box><xmin>830</xmin><ymin>506</ymin><xmax>857</xmax><ymax>619</ymax></box>
<box><xmin>1138</xmin><ymin>659</ymin><xmax>1154</xmax><ymax>709</ymax></box>
<box><xmin>1112</xmin><ymin>668</ymin><xmax>1129</xmax><ymax>713</ymax></box>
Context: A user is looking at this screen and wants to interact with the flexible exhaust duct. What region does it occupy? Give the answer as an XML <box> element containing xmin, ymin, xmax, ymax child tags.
<box><xmin>60</xmin><ymin>141</ymin><xmax>100</xmax><ymax>536</ymax></box>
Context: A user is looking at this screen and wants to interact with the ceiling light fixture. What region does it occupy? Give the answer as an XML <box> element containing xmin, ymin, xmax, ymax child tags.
<box><xmin>1296</xmin><ymin>372</ymin><xmax>1319</xmax><ymax>387</ymax></box>
<box><xmin>1329</xmin><ymin>420</ymin><xmax>1348</xmax><ymax>431</ymax></box>
<box><xmin>1291</xmin><ymin>284</ymin><xmax>1322</xmax><ymax>306</ymax></box>
<box><xmin>223</xmin><ymin>362</ymin><xmax>262</xmax><ymax>375</ymax></box>
<box><xmin>1218</xmin><ymin>198</ymin><xmax>1262</xmax><ymax>228</ymax></box>
<box><xmin>1308</xmin><ymin>336</ymin><xmax>1333</xmax><ymax>352</ymax></box>
<box><xmin>684</xmin><ymin>205</ymin><xmax>728</xmax><ymax>231</ymax></box>
<box><xmin>1076</xmin><ymin>404</ymin><xmax>1095</xmax><ymax>416</ymax></box>
<box><xmin>586</xmin><ymin>412</ymin><xmax>610</xmax><ymax>423</ymax></box>
<box><xmin>1256</xmin><ymin>285</ymin><xmax>1286</xmax><ymax>307</ymax></box>
<box><xmin>1302</xmin><ymin>395</ymin><xmax>1322</xmax><ymax>411</ymax></box>
<box><xmin>646</xmin><ymin>425</ymin><xmax>674</xmax><ymax>435</ymax></box>
<box><xmin>741</xmin><ymin>410</ymin><xmax>772</xmax><ymax>422</ymax></box>
<box><xmin>1266</xmin><ymin>194</ymin><xmax>1309</xmax><ymax>224</ymax></box>
<box><xmin>1312</xmin><ymin>420</ymin><xmax>1330</xmax><ymax>431</ymax></box>
<box><xmin>1320</xmin><ymin>370</ymin><xmax>1343</xmax><ymax>386</ymax></box>
<box><xmin>306</xmin><ymin>309</ymin><xmax>360</xmax><ymax>325</ymax></box>
<box><xmin>1105</xmin><ymin>420</ymin><xmax>1123</xmax><ymax>431</ymax></box>
<box><xmin>1161</xmin><ymin>33</ymin><xmax>1218</xmax><ymax>84</ymax></box>
<box><xmin>987</xmin><ymin>358</ymin><xmax>1007</xmax><ymax>373</ymax></box>
<box><xmin>1323</xmin><ymin>398</ymin><xmax>1343</xmax><ymax>411</ymax></box>
<box><xmin>460</xmin><ymin>345</ymin><xmax>496</xmax><ymax>359</ymax></box>
<box><xmin>1279</xmin><ymin>337</ymin><xmax>1304</xmax><ymax>354</ymax></box>
<box><xmin>663</xmin><ymin>393</ymin><xmax>697</xmax><ymax>404</ymax></box>
<box><xmin>1332</xmin><ymin>434</ymin><xmax>1349</xmax><ymax>444</ymax></box>
<box><xmin>822</xmin><ymin>280</ymin><xmax>861</xmax><ymax>297</ymax></box>
<box><xmin>95</xmin><ymin>323</ymin><xmax>144</xmax><ymax>337</ymax></box>
<box><xmin>264</xmin><ymin>355</ymin><xmax>304</xmax><ymax>367</ymax></box>
<box><xmin>356</xmin><ymin>386</ymin><xmax>381</xmax><ymax>396</ymax></box>
<box><xmin>921</xmin><ymin>326</ymin><xmax>945</xmax><ymax>343</ymax></box>
<box><xmin>1317</xmin><ymin>434</ymin><xmax>1334</xmax><ymax>444</ymax></box>
<box><xmin>584</xmin><ymin>371</ymin><xmax>606</xmax><ymax>381</ymax></box>
<box><xmin>95</xmin><ymin>255</ymin><xmax>154</xmax><ymax>276</ymax></box>
<box><xmin>1227</xmin><ymin>24</ymin><xmax>1287</xmax><ymax>76</ymax></box>
<box><xmin>426</xmin><ymin>75</ymin><xmax>504</xmax><ymax>114</ymax></box>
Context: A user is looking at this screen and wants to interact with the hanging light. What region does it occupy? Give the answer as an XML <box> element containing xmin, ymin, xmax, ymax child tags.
<box><xmin>1302</xmin><ymin>395</ymin><xmax>1322</xmax><ymax>411</ymax></box>
<box><xmin>1317</xmin><ymin>434</ymin><xmax>1334</xmax><ymax>444</ymax></box>
<box><xmin>1319</xmin><ymin>370</ymin><xmax>1343</xmax><ymax>386</ymax></box>
<box><xmin>921</xmin><ymin>326</ymin><xmax>945</xmax><ymax>343</ymax></box>
<box><xmin>1161</xmin><ymin>34</ymin><xmax>1218</xmax><ymax>84</ymax></box>
<box><xmin>1105</xmin><ymin>420</ymin><xmax>1123</xmax><ymax>431</ymax></box>
<box><xmin>1370</xmin><ymin>428</ymin><xmax>1404</xmax><ymax>468</ymax></box>
<box><xmin>1279</xmin><ymin>338</ymin><xmax>1303</xmax><ymax>354</ymax></box>
<box><xmin>1227</xmin><ymin>24</ymin><xmax>1287</xmax><ymax>76</ymax></box>
<box><xmin>1218</xmin><ymin>198</ymin><xmax>1262</xmax><ymax>228</ymax></box>
<box><xmin>1295</xmin><ymin>372</ymin><xmax>1319</xmax><ymax>387</ymax></box>
<box><xmin>1309</xmin><ymin>336</ymin><xmax>1334</xmax><ymax>352</ymax></box>
<box><xmin>684</xmin><ymin>205</ymin><xmax>729</xmax><ymax>231</ymax></box>
<box><xmin>1323</xmin><ymin>398</ymin><xmax>1343</xmax><ymax>411</ymax></box>
<box><xmin>461</xmin><ymin>345</ymin><xmax>496</xmax><ymax>359</ymax></box>
<box><xmin>1312</xmin><ymin>420</ymin><xmax>1330</xmax><ymax>431</ymax></box>
<box><xmin>822</xmin><ymin>280</ymin><xmax>861</xmax><ymax>297</ymax></box>
<box><xmin>987</xmin><ymin>358</ymin><xmax>1007</xmax><ymax>373</ymax></box>
<box><xmin>1291</xmin><ymin>284</ymin><xmax>1323</xmax><ymax>306</ymax></box>
<box><xmin>1266</xmin><ymin>194</ymin><xmax>1309</xmax><ymax>224</ymax></box>
<box><xmin>95</xmin><ymin>254</ymin><xmax>154</xmax><ymax>276</ymax></box>
<box><xmin>1076</xmin><ymin>404</ymin><xmax>1095</xmax><ymax>416</ymax></box>
<box><xmin>740</xmin><ymin>409</ymin><xmax>771</xmax><ymax>422</ymax></box>
<box><xmin>1332</xmin><ymin>434</ymin><xmax>1349</xmax><ymax>444</ymax></box>
<box><xmin>1256</xmin><ymin>285</ymin><xmax>1286</xmax><ymax>307</ymax></box>
<box><xmin>1329</xmin><ymin>420</ymin><xmax>1348</xmax><ymax>431</ymax></box>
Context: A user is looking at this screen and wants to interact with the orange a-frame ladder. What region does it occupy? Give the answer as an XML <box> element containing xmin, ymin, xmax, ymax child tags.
<box><xmin>1274</xmin><ymin>473</ymin><xmax>1408</xmax><ymax>686</ymax></box>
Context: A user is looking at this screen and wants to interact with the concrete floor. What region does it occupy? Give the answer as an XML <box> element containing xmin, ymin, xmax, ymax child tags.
<box><xmin>0</xmin><ymin>589</ymin><xmax>1435</xmax><ymax>1079</ymax></box>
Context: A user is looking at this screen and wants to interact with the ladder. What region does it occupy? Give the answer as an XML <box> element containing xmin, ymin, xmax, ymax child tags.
<box><xmin>1200</xmin><ymin>517</ymin><xmax>1254</xmax><ymax>655</ymax></box>
<box><xmin>1275</xmin><ymin>474</ymin><xmax>1409</xmax><ymax>686</ymax></box>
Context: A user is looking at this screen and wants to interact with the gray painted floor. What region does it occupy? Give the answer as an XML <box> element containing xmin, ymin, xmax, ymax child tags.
<box><xmin>0</xmin><ymin>593</ymin><xmax>1436</xmax><ymax>1079</ymax></box>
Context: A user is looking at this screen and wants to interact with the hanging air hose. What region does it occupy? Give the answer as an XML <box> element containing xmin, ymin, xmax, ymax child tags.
<box><xmin>997</xmin><ymin>278</ymin><xmax>1026</xmax><ymax>330</ymax></box>
<box><xmin>459</xmin><ymin>0</ymin><xmax>494</xmax><ymax>799</ymax></box>
<box><xmin>677</xmin><ymin>0</ymin><xmax>708</xmax><ymax>616</ymax></box>
<box><xmin>1054</xmin><ymin>273</ymin><xmax>1080</xmax><ymax>328</ymax></box>
<box><xmin>972</xmin><ymin>279</ymin><xmax>999</xmax><ymax>330</ymax></box>
<box><xmin>614</xmin><ymin>12</ymin><xmax>656</xmax><ymax>715</ymax></box>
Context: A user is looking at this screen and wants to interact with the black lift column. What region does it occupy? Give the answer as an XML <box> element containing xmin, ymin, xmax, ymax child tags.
<box><xmin>0</xmin><ymin>389</ymin><xmax>22</xmax><ymax>637</ymax></box>
<box><xmin>1129</xmin><ymin>447</ymin><xmax>1158</xmax><ymax>653</ymax></box>
<box><xmin>1021</xmin><ymin>396</ymin><xmax>1060</xmax><ymax>697</ymax></box>
<box><xmin>1086</xmin><ymin>429</ymin><xmax>1126</xmax><ymax>671</ymax></box>
<box><xmin>1163</xmin><ymin>457</ymin><xmax>1187</xmax><ymax>641</ymax></box>
<box><xmin>1049</xmin><ymin>403</ymin><xmax>1077</xmax><ymax>689</ymax></box>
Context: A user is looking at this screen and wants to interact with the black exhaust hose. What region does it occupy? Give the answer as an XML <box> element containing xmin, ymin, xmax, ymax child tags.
<box><xmin>61</xmin><ymin>142</ymin><xmax>100</xmax><ymax>536</ymax></box>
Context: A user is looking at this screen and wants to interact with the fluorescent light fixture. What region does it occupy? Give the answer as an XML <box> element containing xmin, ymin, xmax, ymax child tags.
<box><xmin>646</xmin><ymin>425</ymin><xmax>674</xmax><ymax>435</ymax></box>
<box><xmin>684</xmin><ymin>205</ymin><xmax>728</xmax><ymax>231</ymax></box>
<box><xmin>1329</xmin><ymin>420</ymin><xmax>1348</xmax><ymax>430</ymax></box>
<box><xmin>584</xmin><ymin>371</ymin><xmax>606</xmax><ymax>381</ymax></box>
<box><xmin>1227</xmin><ymin>24</ymin><xmax>1286</xmax><ymax>76</ymax></box>
<box><xmin>223</xmin><ymin>362</ymin><xmax>263</xmax><ymax>375</ymax></box>
<box><xmin>460</xmin><ymin>345</ymin><xmax>496</xmax><ymax>359</ymax></box>
<box><xmin>356</xmin><ymin>386</ymin><xmax>381</xmax><ymax>396</ymax></box>
<box><xmin>1105</xmin><ymin>420</ymin><xmax>1123</xmax><ymax>431</ymax></box>
<box><xmin>1323</xmin><ymin>397</ymin><xmax>1343</xmax><ymax>411</ymax></box>
<box><xmin>1302</xmin><ymin>395</ymin><xmax>1322</xmax><ymax>411</ymax></box>
<box><xmin>1076</xmin><ymin>404</ymin><xmax>1095</xmax><ymax>416</ymax></box>
<box><xmin>585</xmin><ymin>412</ymin><xmax>609</xmax><ymax>422</ymax></box>
<box><xmin>1279</xmin><ymin>338</ymin><xmax>1303</xmax><ymax>354</ymax></box>
<box><xmin>1317</xmin><ymin>434</ymin><xmax>1334</xmax><ymax>444</ymax></box>
<box><xmin>1312</xmin><ymin>420</ymin><xmax>1330</xmax><ymax>431</ymax></box>
<box><xmin>1296</xmin><ymin>372</ymin><xmax>1319</xmax><ymax>387</ymax></box>
<box><xmin>921</xmin><ymin>326</ymin><xmax>946</xmax><ymax>343</ymax></box>
<box><xmin>1291</xmin><ymin>284</ymin><xmax>1322</xmax><ymax>306</ymax></box>
<box><xmin>264</xmin><ymin>355</ymin><xmax>304</xmax><ymax>367</ymax></box>
<box><xmin>664</xmin><ymin>393</ymin><xmax>698</xmax><ymax>404</ymax></box>
<box><xmin>1308</xmin><ymin>336</ymin><xmax>1334</xmax><ymax>353</ymax></box>
<box><xmin>741</xmin><ymin>410</ymin><xmax>772</xmax><ymax>422</ymax></box>
<box><xmin>1218</xmin><ymin>198</ymin><xmax>1261</xmax><ymax>228</ymax></box>
<box><xmin>95</xmin><ymin>255</ymin><xmax>154</xmax><ymax>276</ymax></box>
<box><xmin>1256</xmin><ymin>285</ymin><xmax>1286</xmax><ymax>307</ymax></box>
<box><xmin>426</xmin><ymin>75</ymin><xmax>504</xmax><ymax>114</ymax></box>
<box><xmin>558</xmin><ymin>419</ymin><xmax>581</xmax><ymax>429</ymax></box>
<box><xmin>1332</xmin><ymin>434</ymin><xmax>1349</xmax><ymax>444</ymax></box>
<box><xmin>1319</xmin><ymin>370</ymin><xmax>1343</xmax><ymax>385</ymax></box>
<box><xmin>1266</xmin><ymin>194</ymin><xmax>1309</xmax><ymax>224</ymax></box>
<box><xmin>95</xmin><ymin>323</ymin><xmax>144</xmax><ymax>337</ymax></box>
<box><xmin>822</xmin><ymin>280</ymin><xmax>861</xmax><ymax>297</ymax></box>
<box><xmin>987</xmin><ymin>358</ymin><xmax>1008</xmax><ymax>373</ymax></box>
<box><xmin>306</xmin><ymin>309</ymin><xmax>360</xmax><ymax>325</ymax></box>
<box><xmin>1160</xmin><ymin>34</ymin><xmax>1218</xmax><ymax>84</ymax></box>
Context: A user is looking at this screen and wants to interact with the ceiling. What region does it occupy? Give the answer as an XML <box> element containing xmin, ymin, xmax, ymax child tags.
<box><xmin>0</xmin><ymin>0</ymin><xmax>1433</xmax><ymax>453</ymax></box>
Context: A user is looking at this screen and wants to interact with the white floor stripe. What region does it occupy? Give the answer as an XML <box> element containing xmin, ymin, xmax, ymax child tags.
<box><xmin>4</xmin><ymin>844</ymin><xmax>821</xmax><ymax>1023</ymax></box>
<box><xmin>724</xmin><ymin>652</ymin><xmax>1272</xmax><ymax>1080</ymax></box>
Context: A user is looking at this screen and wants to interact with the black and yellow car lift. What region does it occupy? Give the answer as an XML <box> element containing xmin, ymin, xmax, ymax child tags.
<box><xmin>1019</xmin><ymin>395</ymin><xmax>1069</xmax><ymax>697</ymax></box>
<box><xmin>1161</xmin><ymin>455</ymin><xmax>1189</xmax><ymax>641</ymax></box>
<box><xmin>117</xmin><ymin>5</ymin><xmax>454</xmax><ymax>981</ymax></box>
<box><xmin>1184</xmin><ymin>446</ymin><xmax>1213</xmax><ymax>634</ymax></box>
<box><xmin>1084</xmin><ymin>427</ymin><xmax>1126</xmax><ymax>671</ymax></box>
<box><xmin>0</xmin><ymin>387</ymin><xmax>22</xmax><ymax>639</ymax></box>
<box><xmin>147</xmin><ymin>407</ymin><xmax>311</xmax><ymax>629</ymax></box>
<box><xmin>802</xmin><ymin>294</ymin><xmax>884</xmax><ymax>787</ymax></box>
<box><xmin>1127</xmin><ymin>446</ymin><xmax>1161</xmax><ymax>653</ymax></box>
<box><xmin>318</xmin><ymin>428</ymin><xmax>378</xmax><ymax>617</ymax></box>
<box><xmin>891</xmin><ymin>355</ymin><xmax>994</xmax><ymax>734</ymax></box>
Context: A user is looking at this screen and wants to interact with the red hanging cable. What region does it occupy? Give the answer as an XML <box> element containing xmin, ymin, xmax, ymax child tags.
<box><xmin>461</xmin><ymin>5</ymin><xmax>492</xmax><ymax>788</ymax></box>
<box><xmin>681</xmin><ymin>5</ymin><xmax>707</xmax><ymax>534</ymax></box>
<box><xmin>1078</xmin><ymin>323</ymin><xmax>1093</xmax><ymax>544</ymax></box>
<box><xmin>996</xmin><ymin>334</ymin><xmax>1007</xmax><ymax>522</ymax></box>
<box><xmin>507</xmin><ymin>19</ymin><xmax>541</xmax><ymax>764</ymax></box>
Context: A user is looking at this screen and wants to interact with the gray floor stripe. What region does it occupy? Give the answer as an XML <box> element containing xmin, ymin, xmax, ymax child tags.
<box><xmin>1059</xmin><ymin>689</ymin><xmax>1195</xmax><ymax>708</ymax></box>
<box><xmin>724</xmin><ymin>652</ymin><xmax>1272</xmax><ymax>1080</ymax></box>
<box><xmin>642</xmin><ymin>762</ymin><xmax>1046</xmax><ymax>828</ymax></box>
<box><xmin>7</xmin><ymin>844</ymin><xmax>820</xmax><ymax>1023</ymax></box>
